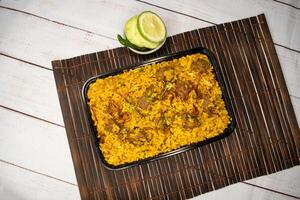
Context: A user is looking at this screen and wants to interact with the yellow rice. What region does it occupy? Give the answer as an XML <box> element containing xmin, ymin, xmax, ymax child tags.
<box><xmin>87</xmin><ymin>53</ymin><xmax>230</xmax><ymax>166</ymax></box>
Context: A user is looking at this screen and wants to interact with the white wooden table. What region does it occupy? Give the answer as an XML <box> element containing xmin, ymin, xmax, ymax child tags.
<box><xmin>0</xmin><ymin>0</ymin><xmax>299</xmax><ymax>199</ymax></box>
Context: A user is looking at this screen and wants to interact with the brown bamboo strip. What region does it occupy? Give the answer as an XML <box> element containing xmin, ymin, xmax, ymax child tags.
<box><xmin>182</xmin><ymin>152</ymin><xmax>199</xmax><ymax>195</ymax></box>
<box><xmin>186</xmin><ymin>150</ymin><xmax>203</xmax><ymax>194</ymax></box>
<box><xmin>70</xmin><ymin>56</ymin><xmax>95</xmax><ymax>183</ymax></box>
<box><xmin>80</xmin><ymin>55</ymin><xmax>110</xmax><ymax>199</ymax></box>
<box><xmin>203</xmin><ymin>26</ymin><xmax>249</xmax><ymax>182</ymax></box>
<box><xmin>175</xmin><ymin>58</ymin><xmax>204</xmax><ymax>194</ymax></box>
<box><xmin>52</xmin><ymin>14</ymin><xmax>299</xmax><ymax>200</ymax></box>
<box><xmin>94</xmin><ymin>53</ymin><xmax>122</xmax><ymax>199</ymax></box>
<box><xmin>175</xmin><ymin>155</ymin><xmax>192</xmax><ymax>198</ymax></box>
<box><xmin>227</xmin><ymin>20</ymin><xmax>274</xmax><ymax>177</ymax></box>
<box><xmin>160</xmin><ymin>40</ymin><xmax>191</xmax><ymax>200</ymax></box>
<box><xmin>129</xmin><ymin>168</ymin><xmax>144</xmax><ymax>200</ymax></box>
<box><xmin>136</xmin><ymin>165</ymin><xmax>149</xmax><ymax>200</ymax></box>
<box><xmin>208</xmin><ymin>25</ymin><xmax>257</xmax><ymax>179</ymax></box>
<box><xmin>237</xmin><ymin>19</ymin><xmax>276</xmax><ymax>173</ymax></box>
<box><xmin>88</xmin><ymin>156</ymin><xmax>294</xmax><ymax>197</ymax></box>
<box><xmin>152</xmin><ymin>162</ymin><xmax>166</xmax><ymax>199</ymax></box>
<box><xmin>174</xmin><ymin>33</ymin><xmax>202</xmax><ymax>197</ymax></box>
<box><xmin>149</xmin><ymin>162</ymin><xmax>165</xmax><ymax>198</ymax></box>
<box><xmin>202</xmin><ymin>29</ymin><xmax>236</xmax><ymax>182</ymax></box>
<box><xmin>108</xmin><ymin>51</ymin><xmax>132</xmax><ymax>200</ymax></box>
<box><xmin>52</xmin><ymin>62</ymin><xmax>90</xmax><ymax>199</ymax></box>
<box><xmin>221</xmin><ymin>22</ymin><xmax>270</xmax><ymax>174</ymax></box>
<box><xmin>257</xmin><ymin>15</ymin><xmax>300</xmax><ymax>147</ymax></box>
<box><xmin>142</xmin><ymin>164</ymin><xmax>156</xmax><ymax>199</ymax></box>
<box><xmin>256</xmin><ymin>15</ymin><xmax>300</xmax><ymax>161</ymax></box>
<box><xmin>229</xmin><ymin>21</ymin><xmax>266</xmax><ymax>176</ymax></box>
<box><xmin>225</xmin><ymin>22</ymin><xmax>261</xmax><ymax>178</ymax></box>
<box><xmin>208</xmin><ymin>27</ymin><xmax>247</xmax><ymax>182</ymax></box>
<box><xmin>140</xmin><ymin>163</ymin><xmax>154</xmax><ymax>199</ymax></box>
<box><xmin>245</xmin><ymin>18</ymin><xmax>286</xmax><ymax>170</ymax></box>
<box><xmin>214</xmin><ymin>26</ymin><xmax>250</xmax><ymax>180</ymax></box>
<box><xmin>72</xmin><ymin>139</ymin><xmax>297</xmax><ymax>196</ymax></box>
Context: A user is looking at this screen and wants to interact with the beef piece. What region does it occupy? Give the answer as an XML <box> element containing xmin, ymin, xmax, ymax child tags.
<box><xmin>104</xmin><ymin>121</ymin><xmax>113</xmax><ymax>132</ymax></box>
<box><xmin>182</xmin><ymin>113</ymin><xmax>200</xmax><ymax>129</ymax></box>
<box><xmin>175</xmin><ymin>81</ymin><xmax>190</xmax><ymax>100</ymax></box>
<box><xmin>192</xmin><ymin>83</ymin><xmax>203</xmax><ymax>99</ymax></box>
<box><xmin>191</xmin><ymin>59</ymin><xmax>210</xmax><ymax>73</ymax></box>
<box><xmin>99</xmin><ymin>134</ymin><xmax>106</xmax><ymax>144</ymax></box>
<box><xmin>108</xmin><ymin>100</ymin><xmax>121</xmax><ymax>116</ymax></box>
<box><xmin>138</xmin><ymin>85</ymin><xmax>154</xmax><ymax>109</ymax></box>
<box><xmin>118</xmin><ymin>112</ymin><xmax>131</xmax><ymax>124</ymax></box>
<box><xmin>191</xmin><ymin>104</ymin><xmax>199</xmax><ymax>117</ymax></box>
<box><xmin>156</xmin><ymin>65</ymin><xmax>174</xmax><ymax>81</ymax></box>
<box><xmin>138</xmin><ymin>95</ymin><xmax>149</xmax><ymax>109</ymax></box>
<box><xmin>203</xmin><ymin>95</ymin><xmax>210</xmax><ymax>111</ymax></box>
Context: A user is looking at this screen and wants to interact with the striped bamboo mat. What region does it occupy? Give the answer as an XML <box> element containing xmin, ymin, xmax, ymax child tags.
<box><xmin>52</xmin><ymin>14</ymin><xmax>300</xmax><ymax>200</ymax></box>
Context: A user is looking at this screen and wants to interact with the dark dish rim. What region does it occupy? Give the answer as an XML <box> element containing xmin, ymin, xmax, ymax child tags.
<box><xmin>82</xmin><ymin>47</ymin><xmax>236</xmax><ymax>170</ymax></box>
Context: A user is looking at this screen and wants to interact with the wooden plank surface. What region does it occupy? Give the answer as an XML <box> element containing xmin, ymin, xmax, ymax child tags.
<box><xmin>194</xmin><ymin>175</ymin><xmax>299</xmax><ymax>200</ymax></box>
<box><xmin>1</xmin><ymin>0</ymin><xmax>299</xmax><ymax>51</ymax></box>
<box><xmin>0</xmin><ymin>107</ymin><xmax>76</xmax><ymax>184</ymax></box>
<box><xmin>273</xmin><ymin>0</ymin><xmax>300</xmax><ymax>9</ymax></box>
<box><xmin>0</xmin><ymin>0</ymin><xmax>209</xmax><ymax>42</ymax></box>
<box><xmin>0</xmin><ymin>9</ymin><xmax>118</xmax><ymax>68</ymax></box>
<box><xmin>141</xmin><ymin>0</ymin><xmax>300</xmax><ymax>51</ymax></box>
<box><xmin>0</xmin><ymin>0</ymin><xmax>299</xmax><ymax>199</ymax></box>
<box><xmin>0</xmin><ymin>55</ymin><xmax>64</xmax><ymax>125</ymax></box>
<box><xmin>0</xmin><ymin>161</ymin><xmax>80</xmax><ymax>200</ymax></box>
<box><xmin>246</xmin><ymin>166</ymin><xmax>300</xmax><ymax>197</ymax></box>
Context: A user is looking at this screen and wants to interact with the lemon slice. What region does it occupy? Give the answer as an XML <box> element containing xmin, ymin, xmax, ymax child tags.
<box><xmin>137</xmin><ymin>11</ymin><xmax>167</xmax><ymax>43</ymax></box>
<box><xmin>124</xmin><ymin>15</ymin><xmax>159</xmax><ymax>49</ymax></box>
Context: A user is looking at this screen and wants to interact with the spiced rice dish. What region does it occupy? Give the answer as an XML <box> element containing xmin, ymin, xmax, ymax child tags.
<box><xmin>87</xmin><ymin>53</ymin><xmax>230</xmax><ymax>166</ymax></box>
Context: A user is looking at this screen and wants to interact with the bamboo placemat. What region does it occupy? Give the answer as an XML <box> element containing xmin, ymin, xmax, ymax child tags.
<box><xmin>52</xmin><ymin>14</ymin><xmax>300</xmax><ymax>200</ymax></box>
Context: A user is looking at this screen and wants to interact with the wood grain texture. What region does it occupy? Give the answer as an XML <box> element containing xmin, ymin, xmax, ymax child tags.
<box><xmin>275</xmin><ymin>47</ymin><xmax>300</xmax><ymax>98</ymax></box>
<box><xmin>291</xmin><ymin>97</ymin><xmax>300</xmax><ymax>126</ymax></box>
<box><xmin>0</xmin><ymin>161</ymin><xmax>80</xmax><ymax>200</ymax></box>
<box><xmin>0</xmin><ymin>0</ymin><xmax>209</xmax><ymax>42</ymax></box>
<box><xmin>52</xmin><ymin>14</ymin><xmax>300</xmax><ymax>199</ymax></box>
<box><xmin>0</xmin><ymin>5</ymin><xmax>298</xmax><ymax>199</ymax></box>
<box><xmin>273</xmin><ymin>0</ymin><xmax>300</xmax><ymax>9</ymax></box>
<box><xmin>142</xmin><ymin>0</ymin><xmax>300</xmax><ymax>51</ymax></box>
<box><xmin>0</xmin><ymin>9</ymin><xmax>118</xmax><ymax>68</ymax></box>
<box><xmin>0</xmin><ymin>0</ymin><xmax>299</xmax><ymax>199</ymax></box>
<box><xmin>193</xmin><ymin>177</ymin><xmax>299</xmax><ymax>200</ymax></box>
<box><xmin>1</xmin><ymin>0</ymin><xmax>299</xmax><ymax>65</ymax></box>
<box><xmin>1</xmin><ymin>0</ymin><xmax>299</xmax><ymax>51</ymax></box>
<box><xmin>0</xmin><ymin>107</ymin><xmax>76</xmax><ymax>184</ymax></box>
<box><xmin>0</xmin><ymin>55</ymin><xmax>64</xmax><ymax>125</ymax></box>
<box><xmin>246</xmin><ymin>166</ymin><xmax>300</xmax><ymax>197</ymax></box>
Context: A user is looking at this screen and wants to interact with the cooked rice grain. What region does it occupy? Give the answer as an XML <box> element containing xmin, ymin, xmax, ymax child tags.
<box><xmin>87</xmin><ymin>54</ymin><xmax>230</xmax><ymax>166</ymax></box>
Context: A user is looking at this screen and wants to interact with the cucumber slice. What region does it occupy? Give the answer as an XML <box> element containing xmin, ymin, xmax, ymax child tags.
<box><xmin>137</xmin><ymin>11</ymin><xmax>166</xmax><ymax>43</ymax></box>
<box><xmin>124</xmin><ymin>15</ymin><xmax>159</xmax><ymax>49</ymax></box>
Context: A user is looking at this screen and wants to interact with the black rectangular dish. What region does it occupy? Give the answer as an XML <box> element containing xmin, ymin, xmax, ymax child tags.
<box><xmin>82</xmin><ymin>47</ymin><xmax>236</xmax><ymax>170</ymax></box>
